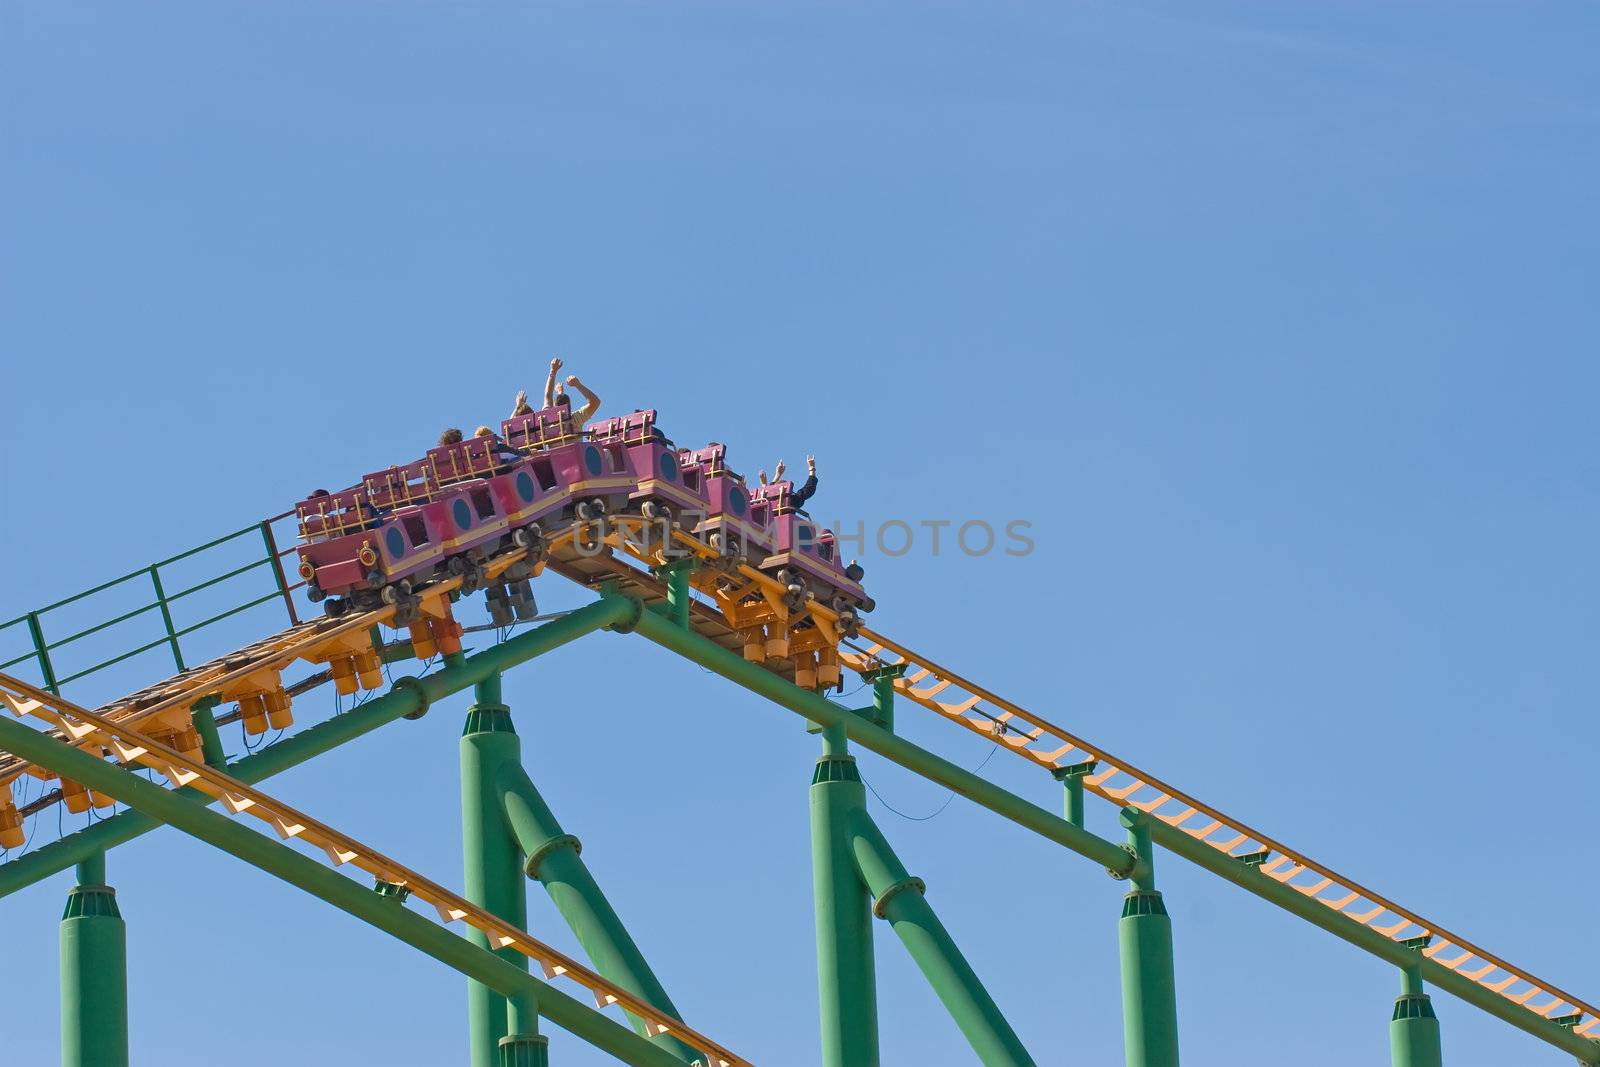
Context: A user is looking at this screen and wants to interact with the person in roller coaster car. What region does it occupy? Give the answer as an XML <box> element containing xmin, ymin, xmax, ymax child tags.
<box><xmin>439</xmin><ymin>427</ymin><xmax>464</xmax><ymax>445</ymax></box>
<box><xmin>758</xmin><ymin>454</ymin><xmax>818</xmax><ymax>509</ymax></box>
<box><xmin>511</xmin><ymin>357</ymin><xmax>603</xmax><ymax>426</ymax></box>
<box><xmin>474</xmin><ymin>425</ymin><xmax>524</xmax><ymax>464</ymax></box>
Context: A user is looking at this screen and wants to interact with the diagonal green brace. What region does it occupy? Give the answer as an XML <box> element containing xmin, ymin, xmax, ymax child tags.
<box><xmin>497</xmin><ymin>756</ymin><xmax>700</xmax><ymax>1062</ymax></box>
<box><xmin>848</xmin><ymin>797</ymin><xmax>1035</xmax><ymax>1066</ymax></box>
<box><xmin>807</xmin><ymin>722</ymin><xmax>1032</xmax><ymax>1067</ymax></box>
<box><xmin>0</xmin><ymin>713</ymin><xmax>688</xmax><ymax>1067</ymax></box>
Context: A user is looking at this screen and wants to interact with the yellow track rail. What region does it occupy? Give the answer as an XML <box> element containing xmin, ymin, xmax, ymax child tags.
<box><xmin>836</xmin><ymin>629</ymin><xmax>1598</xmax><ymax>1038</ymax></box>
<box><xmin>0</xmin><ymin>605</ymin><xmax>396</xmax><ymax>790</ymax></box>
<box><xmin>0</xmin><ymin>671</ymin><xmax>748</xmax><ymax>1067</ymax></box>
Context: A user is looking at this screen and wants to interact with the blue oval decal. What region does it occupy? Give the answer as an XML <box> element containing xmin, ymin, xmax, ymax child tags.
<box><xmin>730</xmin><ymin>487</ymin><xmax>747</xmax><ymax>516</ymax></box>
<box><xmin>584</xmin><ymin>445</ymin><xmax>603</xmax><ymax>476</ymax></box>
<box><xmin>516</xmin><ymin>470</ymin><xmax>536</xmax><ymax>503</ymax></box>
<box><xmin>659</xmin><ymin>452</ymin><xmax>678</xmax><ymax>481</ymax></box>
<box><xmin>453</xmin><ymin>499</ymin><xmax>472</xmax><ymax>530</ymax></box>
<box><xmin>385</xmin><ymin>527</ymin><xmax>406</xmax><ymax>559</ymax></box>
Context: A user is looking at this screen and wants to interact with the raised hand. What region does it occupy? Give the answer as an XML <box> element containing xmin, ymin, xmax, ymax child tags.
<box><xmin>550</xmin><ymin>357</ymin><xmax>563</xmax><ymax>372</ymax></box>
<box><xmin>565</xmin><ymin>375</ymin><xmax>581</xmax><ymax>386</ymax></box>
<box><xmin>806</xmin><ymin>454</ymin><xmax>816</xmax><ymax>474</ymax></box>
<box><xmin>773</xmin><ymin>459</ymin><xmax>787</xmax><ymax>481</ymax></box>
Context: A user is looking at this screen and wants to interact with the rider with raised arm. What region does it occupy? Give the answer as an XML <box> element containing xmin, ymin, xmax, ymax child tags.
<box><xmin>758</xmin><ymin>454</ymin><xmax>818</xmax><ymax>509</ymax></box>
<box><xmin>510</xmin><ymin>357</ymin><xmax>602</xmax><ymax>426</ymax></box>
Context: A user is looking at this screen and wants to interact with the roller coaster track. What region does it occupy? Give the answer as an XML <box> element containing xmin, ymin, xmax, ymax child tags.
<box><xmin>1</xmin><ymin>511</ymin><xmax>1593</xmax><ymax>1057</ymax></box>
<box><xmin>0</xmin><ymin>541</ymin><xmax>553</xmax><ymax>800</ymax></box>
<box><xmin>835</xmin><ymin>630</ymin><xmax>1599</xmax><ymax>1036</ymax></box>
<box><xmin>0</xmin><ymin>606</ymin><xmax>398</xmax><ymax>791</ymax></box>
<box><xmin>558</xmin><ymin>523</ymin><xmax>1600</xmax><ymax>1043</ymax></box>
<box><xmin>0</xmin><ymin>671</ymin><xmax>748</xmax><ymax>1067</ymax></box>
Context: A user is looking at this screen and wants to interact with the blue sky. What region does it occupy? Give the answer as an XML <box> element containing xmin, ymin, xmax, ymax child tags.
<box><xmin>2</xmin><ymin>2</ymin><xmax>1597</xmax><ymax>1064</ymax></box>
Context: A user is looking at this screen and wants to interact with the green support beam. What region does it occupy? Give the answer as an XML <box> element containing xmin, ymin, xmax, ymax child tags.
<box><xmin>462</xmin><ymin>672</ymin><xmax>531</xmax><ymax>1067</ymax></box>
<box><xmin>626</xmin><ymin>599</ymin><xmax>1600</xmax><ymax>1067</ymax></box>
<box><xmin>1117</xmin><ymin>811</ymin><xmax>1179</xmax><ymax>1067</ymax></box>
<box><xmin>624</xmin><ymin>604</ymin><xmax>1141</xmax><ymax>878</ymax></box>
<box><xmin>60</xmin><ymin>850</ymin><xmax>127</xmax><ymax>1067</ymax></box>
<box><xmin>498</xmin><ymin>758</ymin><xmax>698</xmax><ymax>1062</ymax></box>
<box><xmin>0</xmin><ymin>713</ymin><xmax>688</xmax><ymax>1067</ymax></box>
<box><xmin>811</xmin><ymin>723</ymin><xmax>880</xmax><ymax>1067</ymax></box>
<box><xmin>0</xmin><ymin>597</ymin><xmax>633</xmax><ymax>902</ymax></box>
<box><xmin>1391</xmin><ymin>963</ymin><xmax>1443</xmax><ymax>1067</ymax></box>
<box><xmin>848</xmin><ymin>805</ymin><xmax>1034</xmax><ymax>1067</ymax></box>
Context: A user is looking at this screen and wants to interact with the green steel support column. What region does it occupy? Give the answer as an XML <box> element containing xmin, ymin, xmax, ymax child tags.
<box><xmin>60</xmin><ymin>850</ymin><xmax>127</xmax><ymax>1067</ymax></box>
<box><xmin>1118</xmin><ymin>810</ymin><xmax>1179</xmax><ymax>1067</ymax></box>
<box><xmin>848</xmin><ymin>807</ymin><xmax>1035</xmax><ymax>1067</ymax></box>
<box><xmin>811</xmin><ymin>723</ymin><xmax>880</xmax><ymax>1067</ymax></box>
<box><xmin>1053</xmin><ymin>761</ymin><xmax>1096</xmax><ymax>830</ymax></box>
<box><xmin>190</xmin><ymin>696</ymin><xmax>226</xmax><ymax>768</ymax></box>
<box><xmin>500</xmin><ymin>986</ymin><xmax>550</xmax><ymax>1067</ymax></box>
<box><xmin>663</xmin><ymin>561</ymin><xmax>694</xmax><ymax>629</ymax></box>
<box><xmin>498</xmin><ymin>761</ymin><xmax>698</xmax><ymax>1062</ymax></box>
<box><xmin>869</xmin><ymin>671</ymin><xmax>895</xmax><ymax>733</ymax></box>
<box><xmin>1390</xmin><ymin>962</ymin><xmax>1443</xmax><ymax>1067</ymax></box>
<box><xmin>0</xmin><ymin>713</ymin><xmax>687</xmax><ymax>1067</ymax></box>
<box><xmin>462</xmin><ymin>672</ymin><xmax>530</xmax><ymax>1067</ymax></box>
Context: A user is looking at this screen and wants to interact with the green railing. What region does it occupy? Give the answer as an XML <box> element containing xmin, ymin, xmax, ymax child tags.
<box><xmin>0</xmin><ymin>513</ymin><xmax>303</xmax><ymax>696</ymax></box>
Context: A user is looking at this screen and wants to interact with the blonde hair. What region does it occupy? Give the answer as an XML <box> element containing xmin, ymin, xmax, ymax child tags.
<box><xmin>474</xmin><ymin>426</ymin><xmax>494</xmax><ymax>437</ymax></box>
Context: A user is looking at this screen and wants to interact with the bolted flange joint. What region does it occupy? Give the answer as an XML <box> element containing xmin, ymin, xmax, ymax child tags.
<box><xmin>871</xmin><ymin>875</ymin><xmax>926</xmax><ymax>919</ymax></box>
<box><xmin>391</xmin><ymin>675</ymin><xmax>430</xmax><ymax>720</ymax></box>
<box><xmin>524</xmin><ymin>833</ymin><xmax>582</xmax><ymax>880</ymax></box>
<box><xmin>1107</xmin><ymin>842</ymin><xmax>1139</xmax><ymax>881</ymax></box>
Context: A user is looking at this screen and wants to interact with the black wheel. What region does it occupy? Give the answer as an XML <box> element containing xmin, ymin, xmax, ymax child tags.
<box><xmin>323</xmin><ymin>597</ymin><xmax>350</xmax><ymax>619</ymax></box>
<box><xmin>306</xmin><ymin>584</ymin><xmax>327</xmax><ymax>604</ymax></box>
<box><xmin>845</xmin><ymin>561</ymin><xmax>865</xmax><ymax>582</ymax></box>
<box><xmin>380</xmin><ymin>585</ymin><xmax>398</xmax><ymax>605</ymax></box>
